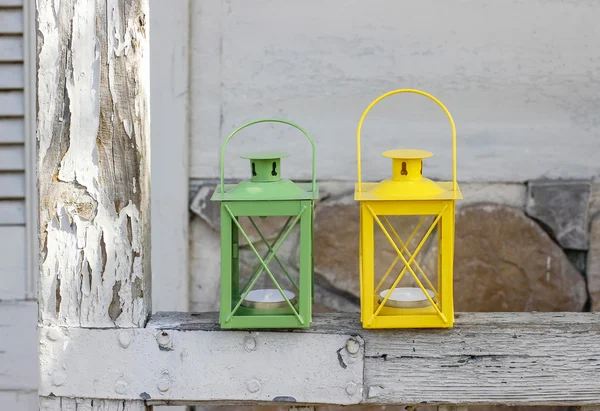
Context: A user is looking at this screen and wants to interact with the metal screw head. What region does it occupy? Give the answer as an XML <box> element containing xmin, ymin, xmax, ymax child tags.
<box><xmin>115</xmin><ymin>380</ymin><xmax>128</xmax><ymax>394</ymax></box>
<box><xmin>345</xmin><ymin>382</ymin><xmax>358</xmax><ymax>396</ymax></box>
<box><xmin>118</xmin><ymin>331</ymin><xmax>132</xmax><ymax>348</ymax></box>
<box><xmin>244</xmin><ymin>336</ymin><xmax>257</xmax><ymax>352</ymax></box>
<box><xmin>157</xmin><ymin>379</ymin><xmax>170</xmax><ymax>392</ymax></box>
<box><xmin>246</xmin><ymin>379</ymin><xmax>260</xmax><ymax>393</ymax></box>
<box><xmin>51</xmin><ymin>370</ymin><xmax>67</xmax><ymax>387</ymax></box>
<box><xmin>346</xmin><ymin>338</ymin><xmax>360</xmax><ymax>355</ymax></box>
<box><xmin>47</xmin><ymin>328</ymin><xmax>61</xmax><ymax>342</ymax></box>
<box><xmin>157</xmin><ymin>331</ymin><xmax>171</xmax><ymax>347</ymax></box>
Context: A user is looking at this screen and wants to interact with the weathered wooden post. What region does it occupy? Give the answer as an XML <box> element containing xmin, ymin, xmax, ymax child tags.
<box><xmin>37</xmin><ymin>0</ymin><xmax>150</xmax><ymax>409</ymax></box>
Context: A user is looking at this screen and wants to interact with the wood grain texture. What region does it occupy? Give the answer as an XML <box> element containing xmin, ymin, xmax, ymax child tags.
<box><xmin>37</xmin><ymin>0</ymin><xmax>151</xmax><ymax>328</ymax></box>
<box><xmin>39</xmin><ymin>397</ymin><xmax>149</xmax><ymax>411</ymax></box>
<box><xmin>147</xmin><ymin>312</ymin><xmax>600</xmax><ymax>406</ymax></box>
<box><xmin>35</xmin><ymin>312</ymin><xmax>600</xmax><ymax>406</ymax></box>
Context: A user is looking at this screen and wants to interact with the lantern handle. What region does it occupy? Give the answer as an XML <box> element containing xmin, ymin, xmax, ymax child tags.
<box><xmin>220</xmin><ymin>119</ymin><xmax>317</xmax><ymax>194</ymax></box>
<box><xmin>356</xmin><ymin>89</ymin><xmax>457</xmax><ymax>193</ymax></box>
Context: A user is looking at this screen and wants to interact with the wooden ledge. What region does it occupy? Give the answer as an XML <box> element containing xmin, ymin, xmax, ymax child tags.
<box><xmin>40</xmin><ymin>312</ymin><xmax>600</xmax><ymax>407</ymax></box>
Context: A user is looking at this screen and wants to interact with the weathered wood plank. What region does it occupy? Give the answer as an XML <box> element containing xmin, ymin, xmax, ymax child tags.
<box><xmin>0</xmin><ymin>64</ymin><xmax>24</xmax><ymax>89</ymax></box>
<box><xmin>39</xmin><ymin>397</ymin><xmax>149</xmax><ymax>411</ymax></box>
<box><xmin>39</xmin><ymin>312</ymin><xmax>600</xmax><ymax>406</ymax></box>
<box><xmin>0</xmin><ymin>144</ymin><xmax>24</xmax><ymax>170</ymax></box>
<box><xmin>0</xmin><ymin>301</ymin><xmax>37</xmax><ymax>390</ymax></box>
<box><xmin>0</xmin><ymin>199</ymin><xmax>25</xmax><ymax>224</ymax></box>
<box><xmin>0</xmin><ymin>90</ymin><xmax>24</xmax><ymax>115</ymax></box>
<box><xmin>0</xmin><ymin>171</ymin><xmax>25</xmax><ymax>197</ymax></box>
<box><xmin>0</xmin><ymin>226</ymin><xmax>25</xmax><ymax>299</ymax></box>
<box><xmin>38</xmin><ymin>323</ymin><xmax>364</xmax><ymax>405</ymax></box>
<box><xmin>0</xmin><ymin>9</ymin><xmax>23</xmax><ymax>34</ymax></box>
<box><xmin>0</xmin><ymin>36</ymin><xmax>23</xmax><ymax>61</ymax></box>
<box><xmin>37</xmin><ymin>0</ymin><xmax>151</xmax><ymax>328</ymax></box>
<box><xmin>0</xmin><ymin>118</ymin><xmax>24</xmax><ymax>142</ymax></box>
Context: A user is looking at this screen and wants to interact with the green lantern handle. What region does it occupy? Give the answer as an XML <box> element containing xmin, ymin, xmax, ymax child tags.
<box><xmin>356</xmin><ymin>89</ymin><xmax>457</xmax><ymax>193</ymax></box>
<box><xmin>220</xmin><ymin>119</ymin><xmax>317</xmax><ymax>195</ymax></box>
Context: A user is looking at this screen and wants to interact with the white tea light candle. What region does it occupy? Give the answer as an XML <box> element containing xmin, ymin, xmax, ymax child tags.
<box><xmin>379</xmin><ymin>287</ymin><xmax>436</xmax><ymax>308</ymax></box>
<box><xmin>241</xmin><ymin>289</ymin><xmax>297</xmax><ymax>310</ymax></box>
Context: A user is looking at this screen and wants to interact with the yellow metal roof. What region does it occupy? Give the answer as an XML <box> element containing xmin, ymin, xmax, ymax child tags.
<box><xmin>382</xmin><ymin>149</ymin><xmax>433</xmax><ymax>159</ymax></box>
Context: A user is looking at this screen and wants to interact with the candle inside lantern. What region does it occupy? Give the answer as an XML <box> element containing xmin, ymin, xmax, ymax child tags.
<box><xmin>241</xmin><ymin>289</ymin><xmax>297</xmax><ymax>310</ymax></box>
<box><xmin>379</xmin><ymin>287</ymin><xmax>436</xmax><ymax>309</ymax></box>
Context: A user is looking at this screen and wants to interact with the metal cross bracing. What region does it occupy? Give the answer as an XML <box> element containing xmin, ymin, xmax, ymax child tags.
<box><xmin>224</xmin><ymin>205</ymin><xmax>307</xmax><ymax>325</ymax></box>
<box><xmin>366</xmin><ymin>207</ymin><xmax>447</xmax><ymax>326</ymax></box>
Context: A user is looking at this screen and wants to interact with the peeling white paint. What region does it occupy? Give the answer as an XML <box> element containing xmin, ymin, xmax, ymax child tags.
<box><xmin>36</xmin><ymin>0</ymin><xmax>60</xmax><ymax>170</ymax></box>
<box><xmin>37</xmin><ymin>0</ymin><xmax>150</xmax><ymax>329</ymax></box>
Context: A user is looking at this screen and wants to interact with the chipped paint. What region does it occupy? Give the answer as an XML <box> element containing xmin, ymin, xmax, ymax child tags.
<box><xmin>37</xmin><ymin>0</ymin><xmax>150</xmax><ymax>328</ymax></box>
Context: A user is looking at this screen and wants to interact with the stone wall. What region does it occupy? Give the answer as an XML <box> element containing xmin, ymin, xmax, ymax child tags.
<box><xmin>189</xmin><ymin>180</ymin><xmax>599</xmax><ymax>315</ymax></box>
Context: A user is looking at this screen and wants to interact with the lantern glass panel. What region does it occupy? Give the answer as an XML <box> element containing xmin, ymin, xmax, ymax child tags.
<box><xmin>236</xmin><ymin>215</ymin><xmax>301</xmax><ymax>311</ymax></box>
<box><xmin>372</xmin><ymin>215</ymin><xmax>439</xmax><ymax>302</ymax></box>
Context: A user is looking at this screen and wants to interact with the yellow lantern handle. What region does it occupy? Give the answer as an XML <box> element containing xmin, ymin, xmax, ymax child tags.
<box><xmin>356</xmin><ymin>89</ymin><xmax>457</xmax><ymax>193</ymax></box>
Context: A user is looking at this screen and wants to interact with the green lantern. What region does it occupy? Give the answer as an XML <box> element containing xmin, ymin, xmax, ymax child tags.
<box><xmin>211</xmin><ymin>119</ymin><xmax>318</xmax><ymax>329</ymax></box>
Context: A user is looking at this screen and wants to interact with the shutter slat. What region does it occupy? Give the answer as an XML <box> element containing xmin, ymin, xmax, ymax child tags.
<box><xmin>0</xmin><ymin>64</ymin><xmax>23</xmax><ymax>89</ymax></box>
<box><xmin>0</xmin><ymin>172</ymin><xmax>24</xmax><ymax>198</ymax></box>
<box><xmin>0</xmin><ymin>200</ymin><xmax>24</xmax><ymax>225</ymax></box>
<box><xmin>0</xmin><ymin>91</ymin><xmax>23</xmax><ymax>115</ymax></box>
<box><xmin>0</xmin><ymin>119</ymin><xmax>24</xmax><ymax>143</ymax></box>
<box><xmin>0</xmin><ymin>9</ymin><xmax>23</xmax><ymax>34</ymax></box>
<box><xmin>0</xmin><ymin>37</ymin><xmax>23</xmax><ymax>62</ymax></box>
<box><xmin>0</xmin><ymin>145</ymin><xmax>24</xmax><ymax>170</ymax></box>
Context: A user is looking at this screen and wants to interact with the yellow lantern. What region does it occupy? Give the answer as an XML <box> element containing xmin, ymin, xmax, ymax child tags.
<box><xmin>355</xmin><ymin>89</ymin><xmax>462</xmax><ymax>329</ymax></box>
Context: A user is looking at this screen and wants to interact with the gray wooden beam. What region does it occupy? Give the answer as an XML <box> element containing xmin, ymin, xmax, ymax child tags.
<box><xmin>39</xmin><ymin>312</ymin><xmax>600</xmax><ymax>407</ymax></box>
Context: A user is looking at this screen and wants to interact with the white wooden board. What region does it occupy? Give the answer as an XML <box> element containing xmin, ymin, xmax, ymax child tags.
<box><xmin>38</xmin><ymin>312</ymin><xmax>600</xmax><ymax>406</ymax></box>
<box><xmin>0</xmin><ymin>118</ymin><xmax>24</xmax><ymax>143</ymax></box>
<box><xmin>0</xmin><ymin>144</ymin><xmax>25</xmax><ymax>170</ymax></box>
<box><xmin>0</xmin><ymin>0</ymin><xmax>22</xmax><ymax>5</ymax></box>
<box><xmin>0</xmin><ymin>226</ymin><xmax>25</xmax><ymax>299</ymax></box>
<box><xmin>0</xmin><ymin>90</ymin><xmax>24</xmax><ymax>115</ymax></box>
<box><xmin>38</xmin><ymin>320</ymin><xmax>364</xmax><ymax>405</ymax></box>
<box><xmin>0</xmin><ymin>172</ymin><xmax>25</xmax><ymax>197</ymax></box>
<box><xmin>190</xmin><ymin>0</ymin><xmax>600</xmax><ymax>183</ymax></box>
<box><xmin>149</xmin><ymin>0</ymin><xmax>190</xmax><ymax>313</ymax></box>
<box><xmin>0</xmin><ymin>9</ymin><xmax>23</xmax><ymax>34</ymax></box>
<box><xmin>0</xmin><ymin>200</ymin><xmax>25</xmax><ymax>224</ymax></box>
<box><xmin>0</xmin><ymin>64</ymin><xmax>24</xmax><ymax>89</ymax></box>
<box><xmin>0</xmin><ymin>36</ymin><xmax>23</xmax><ymax>61</ymax></box>
<box><xmin>0</xmin><ymin>301</ymin><xmax>37</xmax><ymax>391</ymax></box>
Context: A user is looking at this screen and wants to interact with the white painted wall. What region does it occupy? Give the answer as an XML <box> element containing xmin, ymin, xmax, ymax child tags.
<box><xmin>191</xmin><ymin>0</ymin><xmax>600</xmax><ymax>183</ymax></box>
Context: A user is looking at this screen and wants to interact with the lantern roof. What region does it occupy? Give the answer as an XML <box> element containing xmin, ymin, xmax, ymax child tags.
<box><xmin>355</xmin><ymin>149</ymin><xmax>462</xmax><ymax>201</ymax></box>
<box><xmin>212</xmin><ymin>151</ymin><xmax>318</xmax><ymax>202</ymax></box>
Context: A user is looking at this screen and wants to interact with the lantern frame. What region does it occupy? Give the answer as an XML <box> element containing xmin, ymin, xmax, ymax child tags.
<box><xmin>212</xmin><ymin>119</ymin><xmax>317</xmax><ymax>329</ymax></box>
<box><xmin>355</xmin><ymin>89</ymin><xmax>462</xmax><ymax>329</ymax></box>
